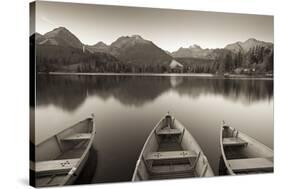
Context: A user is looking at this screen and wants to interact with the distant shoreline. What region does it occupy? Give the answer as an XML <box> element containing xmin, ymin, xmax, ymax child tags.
<box><xmin>37</xmin><ymin>72</ymin><xmax>273</xmax><ymax>80</ymax></box>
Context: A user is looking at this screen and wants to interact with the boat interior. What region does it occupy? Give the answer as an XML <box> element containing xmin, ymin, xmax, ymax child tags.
<box><xmin>34</xmin><ymin>118</ymin><xmax>94</xmax><ymax>187</ymax></box>
<box><xmin>222</xmin><ymin>125</ymin><xmax>273</xmax><ymax>175</ymax></box>
<box><xmin>135</xmin><ymin>115</ymin><xmax>212</xmax><ymax>180</ymax></box>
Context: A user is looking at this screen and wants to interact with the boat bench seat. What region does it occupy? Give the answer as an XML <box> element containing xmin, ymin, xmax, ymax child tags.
<box><xmin>228</xmin><ymin>157</ymin><xmax>273</xmax><ymax>172</ymax></box>
<box><xmin>223</xmin><ymin>137</ymin><xmax>248</xmax><ymax>147</ymax></box>
<box><xmin>150</xmin><ymin>164</ymin><xmax>194</xmax><ymax>174</ymax></box>
<box><xmin>35</xmin><ymin>158</ymin><xmax>80</xmax><ymax>176</ymax></box>
<box><xmin>146</xmin><ymin>150</ymin><xmax>197</xmax><ymax>161</ymax></box>
<box><xmin>156</xmin><ymin>129</ymin><xmax>182</xmax><ymax>135</ymax></box>
<box><xmin>62</xmin><ymin>133</ymin><xmax>92</xmax><ymax>141</ymax></box>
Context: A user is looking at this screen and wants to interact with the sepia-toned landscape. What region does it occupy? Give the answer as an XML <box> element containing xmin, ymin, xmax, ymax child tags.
<box><xmin>32</xmin><ymin>26</ymin><xmax>273</xmax><ymax>75</ymax></box>
<box><xmin>30</xmin><ymin>1</ymin><xmax>274</xmax><ymax>187</ymax></box>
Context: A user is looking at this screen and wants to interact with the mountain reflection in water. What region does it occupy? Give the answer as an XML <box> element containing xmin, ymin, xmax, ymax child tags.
<box><xmin>35</xmin><ymin>75</ymin><xmax>273</xmax><ymax>183</ymax></box>
<box><xmin>37</xmin><ymin>75</ymin><xmax>273</xmax><ymax>111</ymax></box>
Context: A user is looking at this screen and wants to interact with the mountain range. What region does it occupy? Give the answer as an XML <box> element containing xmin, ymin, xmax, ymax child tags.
<box><xmin>172</xmin><ymin>44</ymin><xmax>214</xmax><ymax>59</ymax></box>
<box><xmin>86</xmin><ymin>41</ymin><xmax>109</xmax><ymax>53</ymax></box>
<box><xmin>35</xmin><ymin>27</ymin><xmax>84</xmax><ymax>49</ymax></box>
<box><xmin>32</xmin><ymin>26</ymin><xmax>273</xmax><ymax>74</ymax></box>
<box><xmin>109</xmin><ymin>35</ymin><xmax>172</xmax><ymax>66</ymax></box>
<box><xmin>172</xmin><ymin>38</ymin><xmax>273</xmax><ymax>59</ymax></box>
<box><xmin>225</xmin><ymin>38</ymin><xmax>273</xmax><ymax>53</ymax></box>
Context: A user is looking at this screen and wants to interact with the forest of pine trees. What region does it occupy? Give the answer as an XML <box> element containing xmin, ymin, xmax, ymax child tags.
<box><xmin>178</xmin><ymin>46</ymin><xmax>273</xmax><ymax>74</ymax></box>
<box><xmin>36</xmin><ymin>44</ymin><xmax>273</xmax><ymax>74</ymax></box>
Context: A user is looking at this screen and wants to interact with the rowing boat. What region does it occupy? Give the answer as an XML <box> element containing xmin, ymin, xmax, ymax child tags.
<box><xmin>220</xmin><ymin>122</ymin><xmax>273</xmax><ymax>175</ymax></box>
<box><xmin>30</xmin><ymin>114</ymin><xmax>96</xmax><ymax>187</ymax></box>
<box><xmin>132</xmin><ymin>113</ymin><xmax>214</xmax><ymax>181</ymax></box>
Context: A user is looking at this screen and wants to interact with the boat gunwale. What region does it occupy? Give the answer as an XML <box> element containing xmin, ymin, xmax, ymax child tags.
<box><xmin>35</xmin><ymin>117</ymin><xmax>93</xmax><ymax>147</ymax></box>
<box><xmin>132</xmin><ymin>115</ymin><xmax>214</xmax><ymax>180</ymax></box>
<box><xmin>132</xmin><ymin>116</ymin><xmax>165</xmax><ymax>181</ymax></box>
<box><xmin>220</xmin><ymin>125</ymin><xmax>273</xmax><ymax>175</ymax></box>
<box><xmin>60</xmin><ymin>115</ymin><xmax>96</xmax><ymax>186</ymax></box>
<box><xmin>175</xmin><ymin>119</ymin><xmax>214</xmax><ymax>176</ymax></box>
<box><xmin>33</xmin><ymin>115</ymin><xmax>96</xmax><ymax>186</ymax></box>
<box><xmin>220</xmin><ymin>125</ymin><xmax>235</xmax><ymax>175</ymax></box>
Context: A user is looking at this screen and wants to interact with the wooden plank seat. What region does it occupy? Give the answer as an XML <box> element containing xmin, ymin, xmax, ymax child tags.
<box><xmin>35</xmin><ymin>158</ymin><xmax>80</xmax><ymax>176</ymax></box>
<box><xmin>146</xmin><ymin>150</ymin><xmax>197</xmax><ymax>161</ymax></box>
<box><xmin>149</xmin><ymin>170</ymin><xmax>195</xmax><ymax>180</ymax></box>
<box><xmin>228</xmin><ymin>157</ymin><xmax>273</xmax><ymax>172</ymax></box>
<box><xmin>62</xmin><ymin>133</ymin><xmax>92</xmax><ymax>141</ymax></box>
<box><xmin>156</xmin><ymin>128</ymin><xmax>182</xmax><ymax>135</ymax></box>
<box><xmin>223</xmin><ymin>137</ymin><xmax>248</xmax><ymax>147</ymax></box>
<box><xmin>150</xmin><ymin>164</ymin><xmax>194</xmax><ymax>174</ymax></box>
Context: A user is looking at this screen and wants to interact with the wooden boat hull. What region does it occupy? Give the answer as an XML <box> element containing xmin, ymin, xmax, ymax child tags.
<box><xmin>220</xmin><ymin>124</ymin><xmax>273</xmax><ymax>175</ymax></box>
<box><xmin>132</xmin><ymin>114</ymin><xmax>214</xmax><ymax>181</ymax></box>
<box><xmin>30</xmin><ymin>115</ymin><xmax>96</xmax><ymax>187</ymax></box>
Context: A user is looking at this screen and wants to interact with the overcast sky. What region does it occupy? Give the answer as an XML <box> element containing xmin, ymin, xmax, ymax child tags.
<box><xmin>34</xmin><ymin>1</ymin><xmax>273</xmax><ymax>52</ymax></box>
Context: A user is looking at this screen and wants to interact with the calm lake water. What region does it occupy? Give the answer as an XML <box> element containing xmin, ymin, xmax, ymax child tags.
<box><xmin>35</xmin><ymin>75</ymin><xmax>273</xmax><ymax>183</ymax></box>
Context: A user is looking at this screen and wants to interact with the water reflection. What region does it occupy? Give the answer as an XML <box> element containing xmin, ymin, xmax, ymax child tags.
<box><xmin>174</xmin><ymin>78</ymin><xmax>273</xmax><ymax>105</ymax></box>
<box><xmin>37</xmin><ymin>75</ymin><xmax>273</xmax><ymax>111</ymax></box>
<box><xmin>35</xmin><ymin>75</ymin><xmax>273</xmax><ymax>181</ymax></box>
